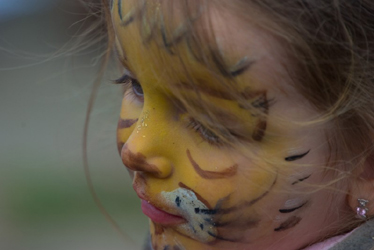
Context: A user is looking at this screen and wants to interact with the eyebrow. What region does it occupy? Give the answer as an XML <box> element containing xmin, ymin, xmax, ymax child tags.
<box><xmin>173</xmin><ymin>96</ymin><xmax>243</xmax><ymax>125</ymax></box>
<box><xmin>174</xmin><ymin>82</ymin><xmax>266</xmax><ymax>102</ymax></box>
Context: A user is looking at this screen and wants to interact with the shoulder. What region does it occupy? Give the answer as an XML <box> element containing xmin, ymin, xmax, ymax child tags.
<box><xmin>142</xmin><ymin>231</ymin><xmax>153</xmax><ymax>250</ymax></box>
<box><xmin>329</xmin><ymin>219</ymin><xmax>374</xmax><ymax>250</ymax></box>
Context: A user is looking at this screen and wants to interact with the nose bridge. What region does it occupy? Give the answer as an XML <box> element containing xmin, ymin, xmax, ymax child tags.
<box><xmin>121</xmin><ymin>107</ymin><xmax>174</xmax><ymax>178</ymax></box>
<box><xmin>127</xmin><ymin>108</ymin><xmax>166</xmax><ymax>153</ymax></box>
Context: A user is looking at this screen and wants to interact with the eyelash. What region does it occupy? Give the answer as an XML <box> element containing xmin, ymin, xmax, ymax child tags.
<box><xmin>114</xmin><ymin>72</ymin><xmax>144</xmax><ymax>102</ymax></box>
<box><xmin>187</xmin><ymin>118</ymin><xmax>224</xmax><ymax>147</ymax></box>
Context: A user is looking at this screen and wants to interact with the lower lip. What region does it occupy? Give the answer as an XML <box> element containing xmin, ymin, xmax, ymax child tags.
<box><xmin>141</xmin><ymin>200</ymin><xmax>185</xmax><ymax>225</ymax></box>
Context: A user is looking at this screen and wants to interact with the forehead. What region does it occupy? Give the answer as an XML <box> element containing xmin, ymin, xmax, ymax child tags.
<box><xmin>111</xmin><ymin>0</ymin><xmax>301</xmax><ymax>108</ymax></box>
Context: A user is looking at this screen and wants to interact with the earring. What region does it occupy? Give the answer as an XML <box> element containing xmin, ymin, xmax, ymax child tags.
<box><xmin>356</xmin><ymin>198</ymin><xmax>369</xmax><ymax>220</ymax></box>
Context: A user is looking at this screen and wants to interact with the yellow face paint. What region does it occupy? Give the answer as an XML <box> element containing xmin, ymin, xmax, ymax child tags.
<box><xmin>112</xmin><ymin>1</ymin><xmax>350</xmax><ymax>250</ymax></box>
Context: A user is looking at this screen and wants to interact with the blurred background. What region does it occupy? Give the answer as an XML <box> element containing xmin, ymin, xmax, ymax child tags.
<box><xmin>0</xmin><ymin>1</ymin><xmax>148</xmax><ymax>249</ymax></box>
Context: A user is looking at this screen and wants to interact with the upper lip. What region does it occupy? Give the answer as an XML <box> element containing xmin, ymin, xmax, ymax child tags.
<box><xmin>132</xmin><ymin>182</ymin><xmax>148</xmax><ymax>201</ymax></box>
<box><xmin>133</xmin><ymin>184</ymin><xmax>184</xmax><ymax>218</ymax></box>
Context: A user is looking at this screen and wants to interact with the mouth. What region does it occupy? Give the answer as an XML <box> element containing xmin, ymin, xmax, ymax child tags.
<box><xmin>132</xmin><ymin>176</ymin><xmax>186</xmax><ymax>226</ymax></box>
<box><xmin>141</xmin><ymin>199</ymin><xmax>186</xmax><ymax>225</ymax></box>
<box><xmin>135</xmin><ymin>182</ymin><xmax>218</xmax><ymax>242</ymax></box>
<box><xmin>132</xmin><ymin>174</ymin><xmax>217</xmax><ymax>242</ymax></box>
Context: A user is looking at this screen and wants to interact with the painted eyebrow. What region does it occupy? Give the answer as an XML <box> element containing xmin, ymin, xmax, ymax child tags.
<box><xmin>174</xmin><ymin>82</ymin><xmax>266</xmax><ymax>101</ymax></box>
<box><xmin>189</xmin><ymin>102</ymin><xmax>245</xmax><ymax>128</ymax></box>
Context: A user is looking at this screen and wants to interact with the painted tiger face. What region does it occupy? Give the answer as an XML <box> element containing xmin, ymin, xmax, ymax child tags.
<box><xmin>112</xmin><ymin>1</ymin><xmax>350</xmax><ymax>249</ymax></box>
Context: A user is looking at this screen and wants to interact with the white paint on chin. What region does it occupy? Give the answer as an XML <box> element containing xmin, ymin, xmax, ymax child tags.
<box><xmin>162</xmin><ymin>188</ymin><xmax>217</xmax><ymax>243</ymax></box>
<box><xmin>284</xmin><ymin>198</ymin><xmax>304</xmax><ymax>208</ymax></box>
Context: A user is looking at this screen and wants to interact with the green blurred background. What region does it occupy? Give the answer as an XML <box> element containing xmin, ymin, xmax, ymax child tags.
<box><xmin>0</xmin><ymin>1</ymin><xmax>148</xmax><ymax>249</ymax></box>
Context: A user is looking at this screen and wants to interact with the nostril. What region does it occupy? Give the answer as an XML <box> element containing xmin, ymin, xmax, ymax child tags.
<box><xmin>121</xmin><ymin>144</ymin><xmax>158</xmax><ymax>173</ymax></box>
<box><xmin>121</xmin><ymin>144</ymin><xmax>172</xmax><ymax>178</ymax></box>
<box><xmin>147</xmin><ymin>157</ymin><xmax>174</xmax><ymax>179</ymax></box>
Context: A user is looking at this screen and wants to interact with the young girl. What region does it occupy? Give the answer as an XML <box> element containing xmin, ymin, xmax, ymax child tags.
<box><xmin>103</xmin><ymin>0</ymin><xmax>374</xmax><ymax>249</ymax></box>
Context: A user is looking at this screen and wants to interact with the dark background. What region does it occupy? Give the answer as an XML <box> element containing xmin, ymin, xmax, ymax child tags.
<box><xmin>0</xmin><ymin>1</ymin><xmax>147</xmax><ymax>249</ymax></box>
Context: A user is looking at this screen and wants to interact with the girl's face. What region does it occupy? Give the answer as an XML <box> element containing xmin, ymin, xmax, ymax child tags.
<box><xmin>113</xmin><ymin>1</ymin><xmax>350</xmax><ymax>249</ymax></box>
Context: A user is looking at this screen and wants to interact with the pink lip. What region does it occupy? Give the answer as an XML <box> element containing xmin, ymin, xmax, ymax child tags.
<box><xmin>141</xmin><ymin>200</ymin><xmax>185</xmax><ymax>225</ymax></box>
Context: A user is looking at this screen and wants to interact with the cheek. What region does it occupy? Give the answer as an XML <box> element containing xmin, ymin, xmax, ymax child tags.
<box><xmin>184</xmin><ymin>150</ymin><xmax>278</xmax><ymax>217</ymax></box>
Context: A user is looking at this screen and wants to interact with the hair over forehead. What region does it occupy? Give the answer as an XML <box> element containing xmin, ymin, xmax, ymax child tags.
<box><xmin>113</xmin><ymin>0</ymin><xmax>272</xmax><ymax>144</ymax></box>
<box><xmin>114</xmin><ymin>0</ymin><xmax>254</xmax><ymax>86</ymax></box>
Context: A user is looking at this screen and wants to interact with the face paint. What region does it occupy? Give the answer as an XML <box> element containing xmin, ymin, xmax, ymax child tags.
<box><xmin>186</xmin><ymin>150</ymin><xmax>238</xmax><ymax>179</ymax></box>
<box><xmin>110</xmin><ymin>0</ymin><xmax>114</xmax><ymax>12</ymax></box>
<box><xmin>285</xmin><ymin>150</ymin><xmax>311</xmax><ymax>161</ymax></box>
<box><xmin>112</xmin><ymin>1</ymin><xmax>351</xmax><ymax>249</ymax></box>
<box><xmin>279</xmin><ymin>201</ymin><xmax>308</xmax><ymax>213</ymax></box>
<box><xmin>283</xmin><ymin>198</ymin><xmax>308</xmax><ymax>210</ymax></box>
<box><xmin>292</xmin><ymin>174</ymin><xmax>312</xmax><ymax>185</ymax></box>
<box><xmin>137</xmin><ymin>110</ymin><xmax>149</xmax><ymax>133</ymax></box>
<box><xmin>274</xmin><ymin>216</ymin><xmax>302</xmax><ymax>232</ymax></box>
<box><xmin>162</xmin><ymin>188</ymin><xmax>217</xmax><ymax>243</ymax></box>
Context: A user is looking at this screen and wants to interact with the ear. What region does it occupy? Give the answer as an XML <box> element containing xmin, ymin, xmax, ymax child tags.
<box><xmin>347</xmin><ymin>159</ymin><xmax>374</xmax><ymax>217</ymax></box>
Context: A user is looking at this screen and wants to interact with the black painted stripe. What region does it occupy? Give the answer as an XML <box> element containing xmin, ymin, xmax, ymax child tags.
<box><xmin>292</xmin><ymin>174</ymin><xmax>312</xmax><ymax>185</ymax></box>
<box><xmin>118</xmin><ymin>0</ymin><xmax>123</xmax><ymax>20</ymax></box>
<box><xmin>230</xmin><ymin>57</ymin><xmax>254</xmax><ymax>77</ymax></box>
<box><xmin>279</xmin><ymin>201</ymin><xmax>307</xmax><ymax>213</ymax></box>
<box><xmin>285</xmin><ymin>150</ymin><xmax>310</xmax><ymax>161</ymax></box>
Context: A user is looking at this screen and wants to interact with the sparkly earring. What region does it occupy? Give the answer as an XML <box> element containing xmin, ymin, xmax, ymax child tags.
<box><xmin>356</xmin><ymin>198</ymin><xmax>369</xmax><ymax>220</ymax></box>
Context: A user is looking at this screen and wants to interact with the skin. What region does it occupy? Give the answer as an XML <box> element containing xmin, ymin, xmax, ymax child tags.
<box><xmin>112</xmin><ymin>1</ymin><xmax>353</xmax><ymax>249</ymax></box>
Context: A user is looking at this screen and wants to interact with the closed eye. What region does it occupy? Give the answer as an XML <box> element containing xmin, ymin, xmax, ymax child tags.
<box><xmin>187</xmin><ymin>118</ymin><xmax>223</xmax><ymax>147</ymax></box>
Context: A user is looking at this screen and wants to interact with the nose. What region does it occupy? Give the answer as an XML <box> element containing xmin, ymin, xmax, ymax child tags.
<box><xmin>121</xmin><ymin>144</ymin><xmax>173</xmax><ymax>178</ymax></box>
<box><xmin>120</xmin><ymin>110</ymin><xmax>174</xmax><ymax>179</ymax></box>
